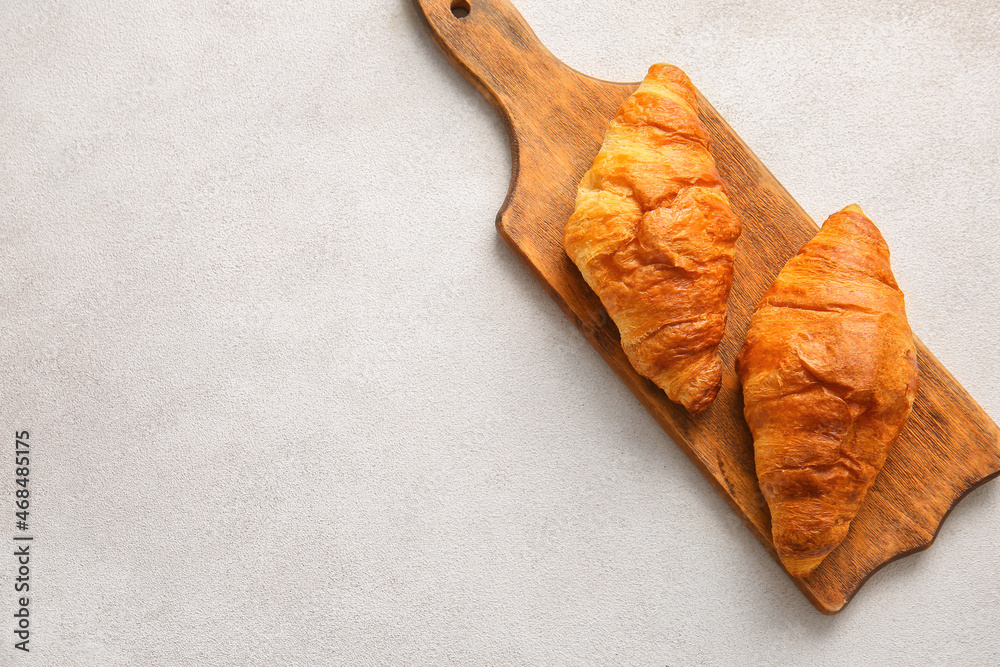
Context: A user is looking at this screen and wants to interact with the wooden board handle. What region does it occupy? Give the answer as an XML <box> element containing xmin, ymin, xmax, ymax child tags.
<box><xmin>414</xmin><ymin>0</ymin><xmax>559</xmax><ymax>114</ymax></box>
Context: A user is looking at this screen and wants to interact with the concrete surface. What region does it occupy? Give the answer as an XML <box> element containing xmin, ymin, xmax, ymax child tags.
<box><xmin>1</xmin><ymin>0</ymin><xmax>998</xmax><ymax>664</ymax></box>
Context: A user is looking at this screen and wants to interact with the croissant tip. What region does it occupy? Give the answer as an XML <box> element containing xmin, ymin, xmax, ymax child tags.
<box><xmin>647</xmin><ymin>62</ymin><xmax>682</xmax><ymax>76</ymax></box>
<box><xmin>682</xmin><ymin>382</ymin><xmax>721</xmax><ymax>415</ymax></box>
<box><xmin>668</xmin><ymin>357</ymin><xmax>723</xmax><ymax>415</ymax></box>
<box><xmin>780</xmin><ymin>554</ymin><xmax>827</xmax><ymax>579</ymax></box>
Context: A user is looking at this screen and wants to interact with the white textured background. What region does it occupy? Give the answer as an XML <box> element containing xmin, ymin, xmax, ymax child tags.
<box><xmin>2</xmin><ymin>0</ymin><xmax>999</xmax><ymax>664</ymax></box>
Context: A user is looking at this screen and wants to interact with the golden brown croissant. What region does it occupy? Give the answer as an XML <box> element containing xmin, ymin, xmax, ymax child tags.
<box><xmin>736</xmin><ymin>205</ymin><xmax>918</xmax><ymax>577</ymax></box>
<box><xmin>563</xmin><ymin>64</ymin><xmax>741</xmax><ymax>414</ymax></box>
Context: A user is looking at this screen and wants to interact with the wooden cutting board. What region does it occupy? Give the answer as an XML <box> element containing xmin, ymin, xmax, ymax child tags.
<box><xmin>415</xmin><ymin>0</ymin><xmax>1000</xmax><ymax>614</ymax></box>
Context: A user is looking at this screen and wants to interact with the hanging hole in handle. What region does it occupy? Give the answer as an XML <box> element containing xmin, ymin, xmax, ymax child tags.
<box><xmin>450</xmin><ymin>0</ymin><xmax>470</xmax><ymax>18</ymax></box>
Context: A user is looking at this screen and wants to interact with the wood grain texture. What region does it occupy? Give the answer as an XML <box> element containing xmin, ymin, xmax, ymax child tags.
<box><xmin>414</xmin><ymin>0</ymin><xmax>1000</xmax><ymax>614</ymax></box>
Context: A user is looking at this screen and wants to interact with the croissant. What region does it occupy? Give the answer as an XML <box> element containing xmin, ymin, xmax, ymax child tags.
<box><xmin>736</xmin><ymin>205</ymin><xmax>918</xmax><ymax>577</ymax></box>
<box><xmin>563</xmin><ymin>64</ymin><xmax>741</xmax><ymax>413</ymax></box>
